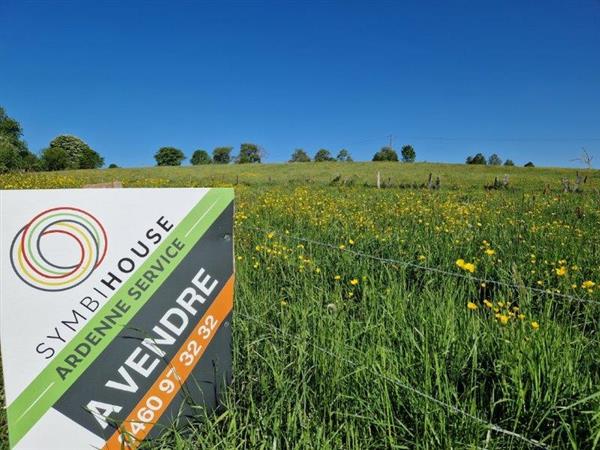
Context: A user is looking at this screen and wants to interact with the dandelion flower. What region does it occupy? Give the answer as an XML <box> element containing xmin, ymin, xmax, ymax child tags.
<box><xmin>334</xmin><ymin>275</ymin><xmax>341</xmax><ymax>281</ymax></box>
<box><xmin>350</xmin><ymin>278</ymin><xmax>359</xmax><ymax>286</ymax></box>
<box><xmin>499</xmin><ymin>315</ymin><xmax>509</xmax><ymax>325</ymax></box>
<box><xmin>463</xmin><ymin>263</ymin><xmax>476</xmax><ymax>273</ymax></box>
<box><xmin>485</xmin><ymin>249</ymin><xmax>496</xmax><ymax>256</ymax></box>
<box><xmin>555</xmin><ymin>266</ymin><xmax>567</xmax><ymax>276</ymax></box>
<box><xmin>531</xmin><ymin>321</ymin><xmax>539</xmax><ymax>330</ymax></box>
<box><xmin>467</xmin><ymin>302</ymin><xmax>478</xmax><ymax>310</ymax></box>
<box><xmin>582</xmin><ymin>280</ymin><xmax>595</xmax><ymax>289</ymax></box>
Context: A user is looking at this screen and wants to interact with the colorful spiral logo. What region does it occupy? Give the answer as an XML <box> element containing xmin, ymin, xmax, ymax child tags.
<box><xmin>9</xmin><ymin>207</ymin><xmax>108</xmax><ymax>292</ymax></box>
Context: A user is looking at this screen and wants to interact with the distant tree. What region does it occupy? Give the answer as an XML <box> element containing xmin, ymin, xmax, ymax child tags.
<box><xmin>571</xmin><ymin>148</ymin><xmax>594</xmax><ymax>169</ymax></box>
<box><xmin>488</xmin><ymin>153</ymin><xmax>502</xmax><ymax>165</ymax></box>
<box><xmin>504</xmin><ymin>159</ymin><xmax>515</xmax><ymax>166</ymax></box>
<box><xmin>314</xmin><ymin>149</ymin><xmax>335</xmax><ymax>162</ymax></box>
<box><xmin>0</xmin><ymin>107</ymin><xmax>26</xmax><ymax>150</ymax></box>
<box><xmin>41</xmin><ymin>147</ymin><xmax>69</xmax><ymax>171</ymax></box>
<box><xmin>46</xmin><ymin>135</ymin><xmax>103</xmax><ymax>169</ymax></box>
<box><xmin>191</xmin><ymin>149</ymin><xmax>211</xmax><ymax>165</ymax></box>
<box><xmin>466</xmin><ymin>153</ymin><xmax>487</xmax><ymax>165</ymax></box>
<box><xmin>336</xmin><ymin>148</ymin><xmax>353</xmax><ymax>162</ymax></box>
<box><xmin>154</xmin><ymin>147</ymin><xmax>185</xmax><ymax>166</ymax></box>
<box><xmin>0</xmin><ymin>106</ymin><xmax>40</xmax><ymax>172</ymax></box>
<box><xmin>212</xmin><ymin>146</ymin><xmax>232</xmax><ymax>164</ymax></box>
<box><xmin>0</xmin><ymin>136</ymin><xmax>40</xmax><ymax>173</ymax></box>
<box><xmin>524</xmin><ymin>161</ymin><xmax>535</xmax><ymax>167</ymax></box>
<box><xmin>79</xmin><ymin>147</ymin><xmax>105</xmax><ymax>169</ymax></box>
<box><xmin>372</xmin><ymin>146</ymin><xmax>398</xmax><ymax>162</ymax></box>
<box><xmin>236</xmin><ymin>143</ymin><xmax>262</xmax><ymax>164</ymax></box>
<box><xmin>401</xmin><ymin>145</ymin><xmax>416</xmax><ymax>163</ymax></box>
<box><xmin>289</xmin><ymin>148</ymin><xmax>311</xmax><ymax>162</ymax></box>
<box><xmin>108</xmin><ymin>163</ymin><xmax>119</xmax><ymax>168</ymax></box>
<box><xmin>0</xmin><ymin>137</ymin><xmax>22</xmax><ymax>173</ymax></box>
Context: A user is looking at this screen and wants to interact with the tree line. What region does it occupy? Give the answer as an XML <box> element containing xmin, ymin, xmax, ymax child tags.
<box><xmin>155</xmin><ymin>143</ymin><xmax>263</xmax><ymax>166</ymax></box>
<box><xmin>0</xmin><ymin>106</ymin><xmax>104</xmax><ymax>173</ymax></box>
<box><xmin>465</xmin><ymin>152</ymin><xmax>534</xmax><ymax>167</ymax></box>
<box><xmin>1</xmin><ymin>104</ymin><xmax>536</xmax><ymax>171</ymax></box>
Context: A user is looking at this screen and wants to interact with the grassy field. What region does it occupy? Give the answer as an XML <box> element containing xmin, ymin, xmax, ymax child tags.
<box><xmin>1</xmin><ymin>162</ymin><xmax>600</xmax><ymax>449</ymax></box>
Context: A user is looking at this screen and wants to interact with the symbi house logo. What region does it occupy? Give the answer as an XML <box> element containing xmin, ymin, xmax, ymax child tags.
<box><xmin>9</xmin><ymin>206</ymin><xmax>108</xmax><ymax>292</ymax></box>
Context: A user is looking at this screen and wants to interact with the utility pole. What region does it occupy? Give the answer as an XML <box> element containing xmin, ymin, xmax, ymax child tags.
<box><xmin>388</xmin><ymin>134</ymin><xmax>393</xmax><ymax>149</ymax></box>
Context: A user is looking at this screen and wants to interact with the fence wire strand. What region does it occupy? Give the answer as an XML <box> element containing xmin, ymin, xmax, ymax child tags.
<box><xmin>237</xmin><ymin>311</ymin><xmax>548</xmax><ymax>449</ymax></box>
<box><xmin>239</xmin><ymin>224</ymin><xmax>599</xmax><ymax>306</ymax></box>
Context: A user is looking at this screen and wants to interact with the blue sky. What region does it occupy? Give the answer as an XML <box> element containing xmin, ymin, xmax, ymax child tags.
<box><xmin>1</xmin><ymin>0</ymin><xmax>599</xmax><ymax>167</ymax></box>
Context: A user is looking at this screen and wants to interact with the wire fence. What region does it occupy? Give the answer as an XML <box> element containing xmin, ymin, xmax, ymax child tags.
<box><xmin>234</xmin><ymin>223</ymin><xmax>600</xmax><ymax>447</ymax></box>
<box><xmin>239</xmin><ymin>224</ymin><xmax>599</xmax><ymax>306</ymax></box>
<box><xmin>237</xmin><ymin>311</ymin><xmax>548</xmax><ymax>448</ymax></box>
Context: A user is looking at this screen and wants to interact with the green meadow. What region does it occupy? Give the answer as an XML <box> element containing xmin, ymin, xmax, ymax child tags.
<box><xmin>1</xmin><ymin>162</ymin><xmax>599</xmax><ymax>449</ymax></box>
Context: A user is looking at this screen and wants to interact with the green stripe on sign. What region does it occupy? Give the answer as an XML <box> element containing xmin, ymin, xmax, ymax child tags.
<box><xmin>7</xmin><ymin>188</ymin><xmax>234</xmax><ymax>447</ymax></box>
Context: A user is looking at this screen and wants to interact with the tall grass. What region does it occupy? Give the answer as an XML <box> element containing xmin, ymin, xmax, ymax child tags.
<box><xmin>1</xmin><ymin>163</ymin><xmax>599</xmax><ymax>449</ymax></box>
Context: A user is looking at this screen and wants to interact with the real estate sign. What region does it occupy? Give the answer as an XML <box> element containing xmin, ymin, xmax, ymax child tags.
<box><xmin>0</xmin><ymin>188</ymin><xmax>234</xmax><ymax>449</ymax></box>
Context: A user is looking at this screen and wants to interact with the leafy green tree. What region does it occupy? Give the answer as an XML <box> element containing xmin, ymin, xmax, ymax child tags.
<box><xmin>79</xmin><ymin>147</ymin><xmax>105</xmax><ymax>169</ymax></box>
<box><xmin>372</xmin><ymin>146</ymin><xmax>398</xmax><ymax>161</ymax></box>
<box><xmin>289</xmin><ymin>148</ymin><xmax>311</xmax><ymax>162</ymax></box>
<box><xmin>154</xmin><ymin>147</ymin><xmax>185</xmax><ymax>166</ymax></box>
<box><xmin>0</xmin><ymin>137</ymin><xmax>22</xmax><ymax>173</ymax></box>
<box><xmin>191</xmin><ymin>149</ymin><xmax>211</xmax><ymax>165</ymax></box>
<box><xmin>401</xmin><ymin>145</ymin><xmax>416</xmax><ymax>163</ymax></box>
<box><xmin>236</xmin><ymin>143</ymin><xmax>262</xmax><ymax>163</ymax></box>
<box><xmin>0</xmin><ymin>106</ymin><xmax>40</xmax><ymax>172</ymax></box>
<box><xmin>524</xmin><ymin>161</ymin><xmax>535</xmax><ymax>167</ymax></box>
<box><xmin>314</xmin><ymin>149</ymin><xmax>335</xmax><ymax>162</ymax></box>
<box><xmin>108</xmin><ymin>163</ymin><xmax>119</xmax><ymax>168</ymax></box>
<box><xmin>488</xmin><ymin>153</ymin><xmax>502</xmax><ymax>165</ymax></box>
<box><xmin>46</xmin><ymin>135</ymin><xmax>103</xmax><ymax>169</ymax></box>
<box><xmin>336</xmin><ymin>149</ymin><xmax>353</xmax><ymax>162</ymax></box>
<box><xmin>466</xmin><ymin>153</ymin><xmax>487</xmax><ymax>165</ymax></box>
<box><xmin>504</xmin><ymin>159</ymin><xmax>515</xmax><ymax>166</ymax></box>
<box><xmin>212</xmin><ymin>146</ymin><xmax>232</xmax><ymax>164</ymax></box>
<box><xmin>41</xmin><ymin>147</ymin><xmax>69</xmax><ymax>171</ymax></box>
<box><xmin>0</xmin><ymin>107</ymin><xmax>26</xmax><ymax>150</ymax></box>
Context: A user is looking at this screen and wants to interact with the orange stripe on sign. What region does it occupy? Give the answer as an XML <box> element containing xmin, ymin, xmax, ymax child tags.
<box><xmin>104</xmin><ymin>275</ymin><xmax>234</xmax><ymax>450</ymax></box>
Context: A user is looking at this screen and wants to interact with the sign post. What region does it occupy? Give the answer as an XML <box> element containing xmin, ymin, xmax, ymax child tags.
<box><xmin>0</xmin><ymin>187</ymin><xmax>234</xmax><ymax>449</ymax></box>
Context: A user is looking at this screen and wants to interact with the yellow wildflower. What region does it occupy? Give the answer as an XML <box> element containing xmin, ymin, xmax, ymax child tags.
<box><xmin>463</xmin><ymin>263</ymin><xmax>476</xmax><ymax>273</ymax></box>
<box><xmin>555</xmin><ymin>266</ymin><xmax>567</xmax><ymax>276</ymax></box>
<box><xmin>485</xmin><ymin>249</ymin><xmax>496</xmax><ymax>256</ymax></box>
<box><xmin>483</xmin><ymin>299</ymin><xmax>493</xmax><ymax>308</ymax></box>
<box><xmin>498</xmin><ymin>315</ymin><xmax>509</xmax><ymax>325</ymax></box>
<box><xmin>582</xmin><ymin>280</ymin><xmax>595</xmax><ymax>289</ymax></box>
<box><xmin>350</xmin><ymin>278</ymin><xmax>359</xmax><ymax>286</ymax></box>
<box><xmin>531</xmin><ymin>321</ymin><xmax>539</xmax><ymax>330</ymax></box>
<box><xmin>334</xmin><ymin>275</ymin><xmax>341</xmax><ymax>281</ymax></box>
<box><xmin>467</xmin><ymin>302</ymin><xmax>478</xmax><ymax>310</ymax></box>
